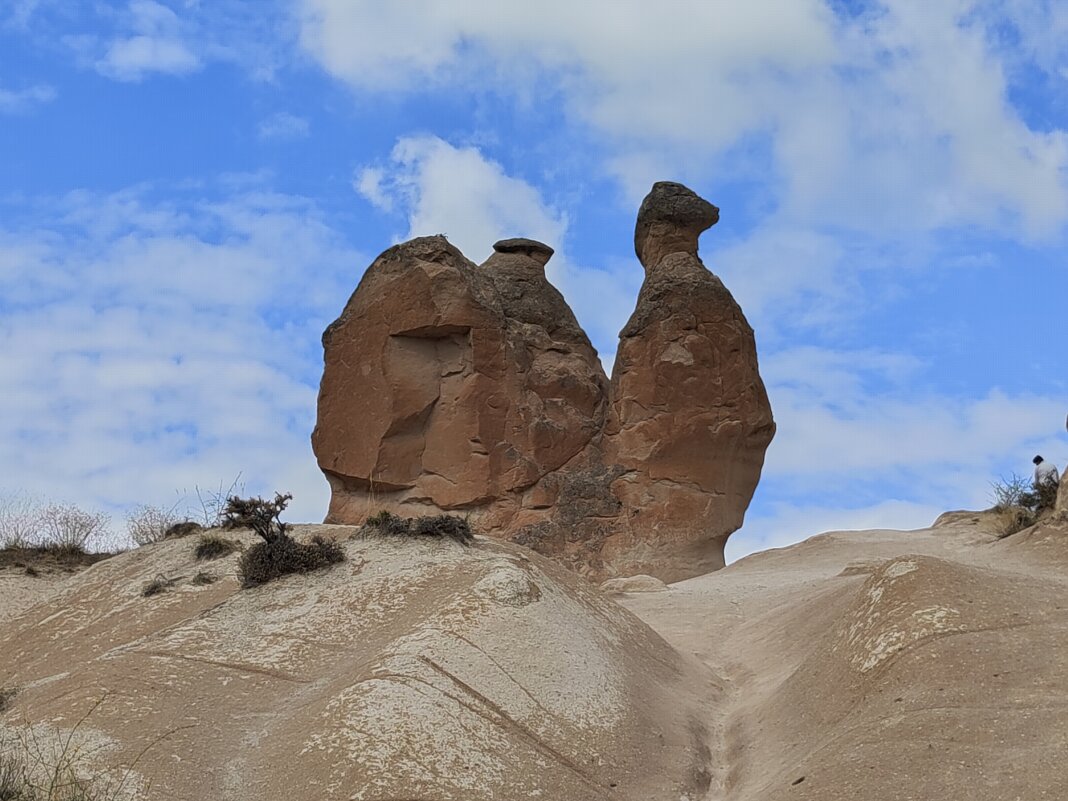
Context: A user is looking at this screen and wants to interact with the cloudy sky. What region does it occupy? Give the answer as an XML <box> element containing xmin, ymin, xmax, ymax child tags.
<box><xmin>1</xmin><ymin>0</ymin><xmax>1065</xmax><ymax>559</ymax></box>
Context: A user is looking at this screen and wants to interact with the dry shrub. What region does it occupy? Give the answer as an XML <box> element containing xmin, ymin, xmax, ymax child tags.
<box><xmin>193</xmin><ymin>535</ymin><xmax>237</xmax><ymax>561</ymax></box>
<box><xmin>163</xmin><ymin>521</ymin><xmax>202</xmax><ymax>539</ymax></box>
<box><xmin>221</xmin><ymin>493</ymin><xmax>292</xmax><ymax>543</ymax></box>
<box><xmin>238</xmin><ymin>535</ymin><xmax>344</xmax><ymax>588</ymax></box>
<box><xmin>991</xmin><ymin>472</ymin><xmax>1058</xmax><ymax>538</ymax></box>
<box><xmin>365</xmin><ymin>511</ymin><xmax>474</xmax><ymax>545</ymax></box>
<box><xmin>125</xmin><ymin>505</ymin><xmax>181</xmax><ymax>547</ymax></box>
<box><xmin>191</xmin><ymin>571</ymin><xmax>216</xmax><ymax>586</ymax></box>
<box><xmin>0</xmin><ymin>493</ymin><xmax>43</xmax><ymax>549</ymax></box>
<box><xmin>39</xmin><ymin>505</ymin><xmax>109</xmax><ymax>554</ymax></box>
<box><xmin>0</xmin><ymin>695</ymin><xmax>181</xmax><ymax>801</ymax></box>
<box><xmin>141</xmin><ymin>575</ymin><xmax>177</xmax><ymax>598</ymax></box>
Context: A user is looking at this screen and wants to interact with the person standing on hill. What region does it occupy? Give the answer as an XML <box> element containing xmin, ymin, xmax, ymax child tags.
<box><xmin>1033</xmin><ymin>455</ymin><xmax>1060</xmax><ymax>489</ymax></box>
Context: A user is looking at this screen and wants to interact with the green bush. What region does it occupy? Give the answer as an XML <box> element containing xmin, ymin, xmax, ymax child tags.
<box><xmin>238</xmin><ymin>535</ymin><xmax>344</xmax><ymax>588</ymax></box>
<box><xmin>194</xmin><ymin>534</ymin><xmax>237</xmax><ymax>561</ymax></box>
<box><xmin>365</xmin><ymin>512</ymin><xmax>474</xmax><ymax>545</ymax></box>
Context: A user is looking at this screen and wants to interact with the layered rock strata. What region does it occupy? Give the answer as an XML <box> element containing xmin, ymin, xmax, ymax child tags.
<box><xmin>312</xmin><ymin>183</ymin><xmax>775</xmax><ymax>581</ymax></box>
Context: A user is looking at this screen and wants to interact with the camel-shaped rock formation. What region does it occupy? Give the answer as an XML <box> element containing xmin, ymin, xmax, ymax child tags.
<box><xmin>312</xmin><ymin>182</ymin><xmax>775</xmax><ymax>582</ymax></box>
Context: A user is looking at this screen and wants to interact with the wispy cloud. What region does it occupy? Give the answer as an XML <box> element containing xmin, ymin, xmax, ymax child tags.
<box><xmin>95</xmin><ymin>0</ymin><xmax>200</xmax><ymax>81</ymax></box>
<box><xmin>0</xmin><ymin>83</ymin><xmax>55</xmax><ymax>113</ymax></box>
<box><xmin>301</xmin><ymin>0</ymin><xmax>1068</xmax><ymax>239</ymax></box>
<box><xmin>258</xmin><ymin>111</ymin><xmax>310</xmax><ymax>141</ymax></box>
<box><xmin>0</xmin><ymin>185</ymin><xmax>362</xmax><ymax>525</ymax></box>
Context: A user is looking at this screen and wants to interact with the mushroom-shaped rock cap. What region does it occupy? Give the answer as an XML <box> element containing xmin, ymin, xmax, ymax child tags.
<box><xmin>634</xmin><ymin>182</ymin><xmax>719</xmax><ymax>269</ymax></box>
<box><xmin>492</xmin><ymin>238</ymin><xmax>555</xmax><ymax>266</ymax></box>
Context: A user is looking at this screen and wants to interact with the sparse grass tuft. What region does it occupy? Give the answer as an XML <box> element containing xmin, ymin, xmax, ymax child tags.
<box><xmin>191</xmin><ymin>571</ymin><xmax>216</xmax><ymax>586</ymax></box>
<box><xmin>0</xmin><ymin>693</ymin><xmax>185</xmax><ymax>801</ymax></box>
<box><xmin>365</xmin><ymin>509</ymin><xmax>397</xmax><ymax>528</ymax></box>
<box><xmin>194</xmin><ymin>534</ymin><xmax>237</xmax><ymax>561</ymax></box>
<box><xmin>0</xmin><ymin>686</ymin><xmax>16</xmax><ymax>714</ymax></box>
<box><xmin>365</xmin><ymin>512</ymin><xmax>474</xmax><ymax>545</ymax></box>
<box><xmin>163</xmin><ymin>521</ymin><xmax>203</xmax><ymax>540</ymax></box>
<box><xmin>141</xmin><ymin>574</ymin><xmax>177</xmax><ymax>598</ymax></box>
<box><xmin>238</xmin><ymin>535</ymin><xmax>344</xmax><ymax>588</ymax></box>
<box><xmin>0</xmin><ymin>545</ymin><xmax>108</xmax><ymax>573</ymax></box>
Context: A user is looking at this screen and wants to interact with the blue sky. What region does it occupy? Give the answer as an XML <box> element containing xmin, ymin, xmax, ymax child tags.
<box><xmin>1</xmin><ymin>0</ymin><xmax>1065</xmax><ymax>558</ymax></box>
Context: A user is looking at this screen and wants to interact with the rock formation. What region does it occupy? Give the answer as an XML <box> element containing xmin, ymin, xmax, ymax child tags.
<box><xmin>312</xmin><ymin>182</ymin><xmax>775</xmax><ymax>582</ymax></box>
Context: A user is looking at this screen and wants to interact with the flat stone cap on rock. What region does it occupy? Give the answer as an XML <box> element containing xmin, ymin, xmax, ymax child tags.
<box><xmin>493</xmin><ymin>238</ymin><xmax>555</xmax><ymax>260</ymax></box>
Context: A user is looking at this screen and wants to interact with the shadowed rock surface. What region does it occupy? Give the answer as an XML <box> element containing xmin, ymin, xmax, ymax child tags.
<box><xmin>313</xmin><ymin>183</ymin><xmax>774</xmax><ymax>582</ymax></box>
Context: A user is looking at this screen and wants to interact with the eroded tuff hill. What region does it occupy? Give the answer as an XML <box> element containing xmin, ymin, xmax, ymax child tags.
<box><xmin>1</xmin><ymin>511</ymin><xmax>1065</xmax><ymax>799</ymax></box>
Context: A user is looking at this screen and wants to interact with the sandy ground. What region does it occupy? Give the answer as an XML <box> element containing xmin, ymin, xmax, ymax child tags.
<box><xmin>2</xmin><ymin>512</ymin><xmax>1065</xmax><ymax>799</ymax></box>
<box><xmin>0</xmin><ymin>566</ymin><xmax>74</xmax><ymax>621</ymax></box>
<box><xmin>620</xmin><ymin>510</ymin><xmax>1068</xmax><ymax>800</ymax></box>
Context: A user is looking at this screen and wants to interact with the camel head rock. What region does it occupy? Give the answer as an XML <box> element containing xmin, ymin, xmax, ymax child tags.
<box><xmin>313</xmin><ymin>183</ymin><xmax>774</xmax><ymax>582</ymax></box>
<box><xmin>634</xmin><ymin>181</ymin><xmax>719</xmax><ymax>269</ymax></box>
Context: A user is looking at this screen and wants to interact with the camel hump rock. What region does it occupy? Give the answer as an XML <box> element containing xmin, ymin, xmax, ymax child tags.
<box><xmin>314</xmin><ymin>182</ymin><xmax>773</xmax><ymax>583</ymax></box>
<box><xmin>634</xmin><ymin>181</ymin><xmax>719</xmax><ymax>269</ymax></box>
<box><xmin>313</xmin><ymin>231</ymin><xmax>608</xmax><ymax>529</ymax></box>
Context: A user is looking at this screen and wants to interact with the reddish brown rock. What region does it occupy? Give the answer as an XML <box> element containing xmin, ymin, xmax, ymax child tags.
<box><xmin>603</xmin><ymin>182</ymin><xmax>776</xmax><ymax>578</ymax></box>
<box><xmin>313</xmin><ymin>183</ymin><xmax>774</xmax><ymax>582</ymax></box>
<box><xmin>312</xmin><ymin>235</ymin><xmax>608</xmax><ymax>531</ymax></box>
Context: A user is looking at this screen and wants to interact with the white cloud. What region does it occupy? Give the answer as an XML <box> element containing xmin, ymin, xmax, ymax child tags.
<box><xmin>0</xmin><ymin>83</ymin><xmax>55</xmax><ymax>114</ymax></box>
<box><xmin>357</xmin><ymin>135</ymin><xmax>568</xmax><ymax>261</ymax></box>
<box><xmin>355</xmin><ymin>135</ymin><xmax>640</xmax><ymax>363</ymax></box>
<box><xmin>258</xmin><ymin>111</ymin><xmax>310</xmax><ymax>141</ymax></box>
<box><xmin>3</xmin><ymin>0</ymin><xmax>42</xmax><ymax>29</ymax></box>
<box><xmin>0</xmin><ymin>187</ymin><xmax>362</xmax><ymax>529</ymax></box>
<box><xmin>300</xmin><ymin>0</ymin><xmax>1068</xmax><ymax>238</ymax></box>
<box><xmin>95</xmin><ymin>0</ymin><xmax>201</xmax><ymax>81</ymax></box>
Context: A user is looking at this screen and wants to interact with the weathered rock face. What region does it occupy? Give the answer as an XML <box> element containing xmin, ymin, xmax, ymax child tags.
<box><xmin>603</xmin><ymin>182</ymin><xmax>776</xmax><ymax>579</ymax></box>
<box><xmin>312</xmin><ymin>236</ymin><xmax>608</xmax><ymax>527</ymax></box>
<box><xmin>313</xmin><ymin>182</ymin><xmax>775</xmax><ymax>582</ymax></box>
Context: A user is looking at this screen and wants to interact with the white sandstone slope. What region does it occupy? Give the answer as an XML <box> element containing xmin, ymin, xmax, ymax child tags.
<box><xmin>2</xmin><ymin>511</ymin><xmax>1066</xmax><ymax>800</ymax></box>
<box><xmin>0</xmin><ymin>526</ymin><xmax>717</xmax><ymax>801</ymax></box>
<box><xmin>619</xmin><ymin>510</ymin><xmax>1068</xmax><ymax>800</ymax></box>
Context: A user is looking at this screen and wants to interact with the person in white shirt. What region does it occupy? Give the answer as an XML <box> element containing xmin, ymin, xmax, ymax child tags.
<box><xmin>1033</xmin><ymin>455</ymin><xmax>1060</xmax><ymax>488</ymax></box>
